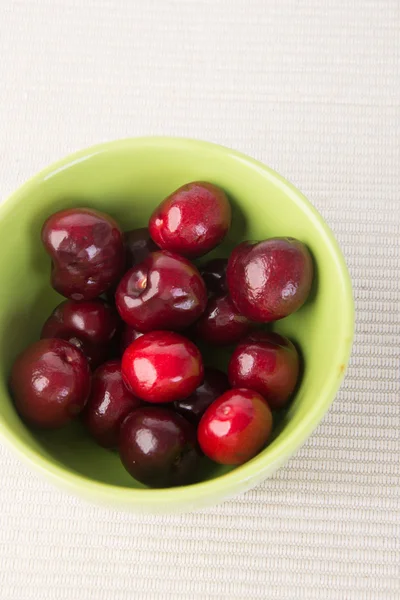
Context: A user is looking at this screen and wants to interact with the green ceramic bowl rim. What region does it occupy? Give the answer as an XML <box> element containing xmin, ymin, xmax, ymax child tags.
<box><xmin>0</xmin><ymin>137</ymin><xmax>354</xmax><ymax>506</ymax></box>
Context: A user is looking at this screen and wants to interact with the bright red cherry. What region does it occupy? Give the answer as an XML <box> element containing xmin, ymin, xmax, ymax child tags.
<box><xmin>10</xmin><ymin>338</ymin><xmax>90</xmax><ymax>428</ymax></box>
<box><xmin>124</xmin><ymin>227</ymin><xmax>158</xmax><ymax>269</ymax></box>
<box><xmin>82</xmin><ymin>360</ymin><xmax>141</xmax><ymax>448</ymax></box>
<box><xmin>228</xmin><ymin>332</ymin><xmax>299</xmax><ymax>409</ymax></box>
<box><xmin>41</xmin><ymin>299</ymin><xmax>118</xmax><ymax>368</ymax></box>
<box><xmin>227</xmin><ymin>238</ymin><xmax>313</xmax><ymax>322</ymax></box>
<box><xmin>149</xmin><ymin>182</ymin><xmax>231</xmax><ymax>258</ymax></box>
<box><xmin>174</xmin><ymin>367</ymin><xmax>229</xmax><ymax>425</ymax></box>
<box><xmin>195</xmin><ymin>294</ymin><xmax>252</xmax><ymax>346</ymax></box>
<box><xmin>121</xmin><ymin>331</ymin><xmax>204</xmax><ymax>403</ymax></box>
<box><xmin>200</xmin><ymin>258</ymin><xmax>228</xmax><ymax>296</ymax></box>
<box><xmin>119</xmin><ymin>407</ymin><xmax>201</xmax><ymax>487</ymax></box>
<box><xmin>198</xmin><ymin>388</ymin><xmax>272</xmax><ymax>465</ymax></box>
<box><xmin>115</xmin><ymin>251</ymin><xmax>207</xmax><ymax>332</ymax></box>
<box><xmin>41</xmin><ymin>208</ymin><xmax>125</xmax><ymax>300</ymax></box>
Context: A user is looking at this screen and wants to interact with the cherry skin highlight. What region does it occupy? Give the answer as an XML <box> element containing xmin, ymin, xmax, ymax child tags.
<box><xmin>227</xmin><ymin>237</ymin><xmax>313</xmax><ymax>322</ymax></box>
<box><xmin>149</xmin><ymin>181</ymin><xmax>231</xmax><ymax>258</ymax></box>
<box><xmin>228</xmin><ymin>331</ymin><xmax>299</xmax><ymax>409</ymax></box>
<box><xmin>198</xmin><ymin>388</ymin><xmax>273</xmax><ymax>465</ymax></box>
<box><xmin>115</xmin><ymin>251</ymin><xmax>207</xmax><ymax>332</ymax></box>
<box><xmin>41</xmin><ymin>207</ymin><xmax>125</xmax><ymax>300</ymax></box>
<box><xmin>82</xmin><ymin>359</ymin><xmax>141</xmax><ymax>448</ymax></box>
<box><xmin>121</xmin><ymin>331</ymin><xmax>204</xmax><ymax>403</ymax></box>
<box><xmin>10</xmin><ymin>338</ymin><xmax>91</xmax><ymax>429</ymax></box>
<box><xmin>41</xmin><ymin>299</ymin><xmax>118</xmax><ymax>368</ymax></box>
<box><xmin>195</xmin><ymin>294</ymin><xmax>252</xmax><ymax>346</ymax></box>
<box><xmin>119</xmin><ymin>407</ymin><xmax>201</xmax><ymax>487</ymax></box>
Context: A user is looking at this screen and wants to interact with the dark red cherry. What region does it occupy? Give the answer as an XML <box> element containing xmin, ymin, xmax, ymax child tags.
<box><xmin>195</xmin><ymin>294</ymin><xmax>252</xmax><ymax>346</ymax></box>
<box><xmin>121</xmin><ymin>331</ymin><xmax>204</xmax><ymax>403</ymax></box>
<box><xmin>124</xmin><ymin>227</ymin><xmax>158</xmax><ymax>269</ymax></box>
<box><xmin>198</xmin><ymin>388</ymin><xmax>272</xmax><ymax>465</ymax></box>
<box><xmin>41</xmin><ymin>208</ymin><xmax>125</xmax><ymax>300</ymax></box>
<box><xmin>149</xmin><ymin>182</ymin><xmax>231</xmax><ymax>258</ymax></box>
<box><xmin>174</xmin><ymin>367</ymin><xmax>229</xmax><ymax>425</ymax></box>
<box><xmin>200</xmin><ymin>258</ymin><xmax>228</xmax><ymax>296</ymax></box>
<box><xmin>120</xmin><ymin>324</ymin><xmax>143</xmax><ymax>355</ymax></box>
<box><xmin>10</xmin><ymin>338</ymin><xmax>90</xmax><ymax>428</ymax></box>
<box><xmin>115</xmin><ymin>251</ymin><xmax>207</xmax><ymax>332</ymax></box>
<box><xmin>82</xmin><ymin>360</ymin><xmax>141</xmax><ymax>448</ymax></box>
<box><xmin>228</xmin><ymin>332</ymin><xmax>299</xmax><ymax>409</ymax></box>
<box><xmin>227</xmin><ymin>238</ymin><xmax>313</xmax><ymax>322</ymax></box>
<box><xmin>119</xmin><ymin>407</ymin><xmax>201</xmax><ymax>487</ymax></box>
<box><xmin>41</xmin><ymin>299</ymin><xmax>118</xmax><ymax>368</ymax></box>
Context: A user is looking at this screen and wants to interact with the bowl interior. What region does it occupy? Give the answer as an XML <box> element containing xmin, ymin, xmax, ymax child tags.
<box><xmin>0</xmin><ymin>139</ymin><xmax>353</xmax><ymax>497</ymax></box>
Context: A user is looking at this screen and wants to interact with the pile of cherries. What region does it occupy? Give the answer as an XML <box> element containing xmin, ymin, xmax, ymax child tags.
<box><xmin>10</xmin><ymin>181</ymin><xmax>313</xmax><ymax>488</ymax></box>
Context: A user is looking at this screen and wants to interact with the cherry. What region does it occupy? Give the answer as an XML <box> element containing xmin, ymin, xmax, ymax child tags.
<box><xmin>41</xmin><ymin>299</ymin><xmax>118</xmax><ymax>368</ymax></box>
<box><xmin>41</xmin><ymin>207</ymin><xmax>125</xmax><ymax>300</ymax></box>
<box><xmin>195</xmin><ymin>294</ymin><xmax>252</xmax><ymax>346</ymax></box>
<box><xmin>227</xmin><ymin>238</ymin><xmax>313</xmax><ymax>322</ymax></box>
<box><xmin>120</xmin><ymin>324</ymin><xmax>143</xmax><ymax>354</ymax></box>
<box><xmin>124</xmin><ymin>227</ymin><xmax>158</xmax><ymax>269</ymax></box>
<box><xmin>200</xmin><ymin>258</ymin><xmax>228</xmax><ymax>296</ymax></box>
<box><xmin>82</xmin><ymin>360</ymin><xmax>141</xmax><ymax>448</ymax></box>
<box><xmin>228</xmin><ymin>332</ymin><xmax>299</xmax><ymax>409</ymax></box>
<box><xmin>115</xmin><ymin>251</ymin><xmax>207</xmax><ymax>332</ymax></box>
<box><xmin>119</xmin><ymin>407</ymin><xmax>201</xmax><ymax>487</ymax></box>
<box><xmin>10</xmin><ymin>338</ymin><xmax>90</xmax><ymax>429</ymax></box>
<box><xmin>174</xmin><ymin>367</ymin><xmax>229</xmax><ymax>425</ymax></box>
<box><xmin>198</xmin><ymin>388</ymin><xmax>272</xmax><ymax>465</ymax></box>
<box><xmin>149</xmin><ymin>181</ymin><xmax>231</xmax><ymax>258</ymax></box>
<box><xmin>121</xmin><ymin>331</ymin><xmax>203</xmax><ymax>403</ymax></box>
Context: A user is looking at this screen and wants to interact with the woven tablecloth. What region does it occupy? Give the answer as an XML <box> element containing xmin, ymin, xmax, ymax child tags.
<box><xmin>0</xmin><ymin>1</ymin><xmax>399</xmax><ymax>599</ymax></box>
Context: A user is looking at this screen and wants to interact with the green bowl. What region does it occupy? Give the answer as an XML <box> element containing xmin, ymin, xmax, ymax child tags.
<box><xmin>0</xmin><ymin>138</ymin><xmax>354</xmax><ymax>513</ymax></box>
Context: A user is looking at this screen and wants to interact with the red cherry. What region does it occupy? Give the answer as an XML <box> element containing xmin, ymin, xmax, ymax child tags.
<box><xmin>119</xmin><ymin>407</ymin><xmax>201</xmax><ymax>487</ymax></box>
<box><xmin>198</xmin><ymin>388</ymin><xmax>272</xmax><ymax>465</ymax></box>
<box><xmin>149</xmin><ymin>182</ymin><xmax>231</xmax><ymax>258</ymax></box>
<box><xmin>41</xmin><ymin>299</ymin><xmax>118</xmax><ymax>368</ymax></box>
<box><xmin>228</xmin><ymin>332</ymin><xmax>299</xmax><ymax>409</ymax></box>
<box><xmin>174</xmin><ymin>367</ymin><xmax>229</xmax><ymax>425</ymax></box>
<box><xmin>82</xmin><ymin>360</ymin><xmax>141</xmax><ymax>448</ymax></box>
<box><xmin>41</xmin><ymin>208</ymin><xmax>125</xmax><ymax>300</ymax></box>
<box><xmin>10</xmin><ymin>338</ymin><xmax>90</xmax><ymax>428</ymax></box>
<box><xmin>227</xmin><ymin>238</ymin><xmax>313</xmax><ymax>322</ymax></box>
<box><xmin>195</xmin><ymin>294</ymin><xmax>252</xmax><ymax>346</ymax></box>
<box><xmin>115</xmin><ymin>251</ymin><xmax>207</xmax><ymax>332</ymax></box>
<box><xmin>121</xmin><ymin>331</ymin><xmax>204</xmax><ymax>403</ymax></box>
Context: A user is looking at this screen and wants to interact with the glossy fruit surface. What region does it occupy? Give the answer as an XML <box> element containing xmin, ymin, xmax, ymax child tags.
<box><xmin>41</xmin><ymin>299</ymin><xmax>118</xmax><ymax>368</ymax></box>
<box><xmin>198</xmin><ymin>388</ymin><xmax>272</xmax><ymax>465</ymax></box>
<box><xmin>227</xmin><ymin>237</ymin><xmax>313</xmax><ymax>322</ymax></box>
<box><xmin>10</xmin><ymin>338</ymin><xmax>90</xmax><ymax>428</ymax></box>
<box><xmin>119</xmin><ymin>407</ymin><xmax>201</xmax><ymax>487</ymax></box>
<box><xmin>121</xmin><ymin>331</ymin><xmax>204</xmax><ymax>403</ymax></box>
<box><xmin>149</xmin><ymin>182</ymin><xmax>231</xmax><ymax>258</ymax></box>
<box><xmin>174</xmin><ymin>367</ymin><xmax>229</xmax><ymax>425</ymax></box>
<box><xmin>228</xmin><ymin>332</ymin><xmax>299</xmax><ymax>409</ymax></box>
<box><xmin>41</xmin><ymin>207</ymin><xmax>125</xmax><ymax>300</ymax></box>
<box><xmin>124</xmin><ymin>227</ymin><xmax>158</xmax><ymax>269</ymax></box>
<box><xmin>195</xmin><ymin>294</ymin><xmax>251</xmax><ymax>346</ymax></box>
<box><xmin>83</xmin><ymin>360</ymin><xmax>141</xmax><ymax>448</ymax></box>
<box><xmin>200</xmin><ymin>258</ymin><xmax>228</xmax><ymax>296</ymax></box>
<box><xmin>115</xmin><ymin>251</ymin><xmax>207</xmax><ymax>332</ymax></box>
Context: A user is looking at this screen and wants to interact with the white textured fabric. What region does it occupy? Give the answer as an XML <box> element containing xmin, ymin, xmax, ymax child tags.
<box><xmin>0</xmin><ymin>1</ymin><xmax>399</xmax><ymax>599</ymax></box>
